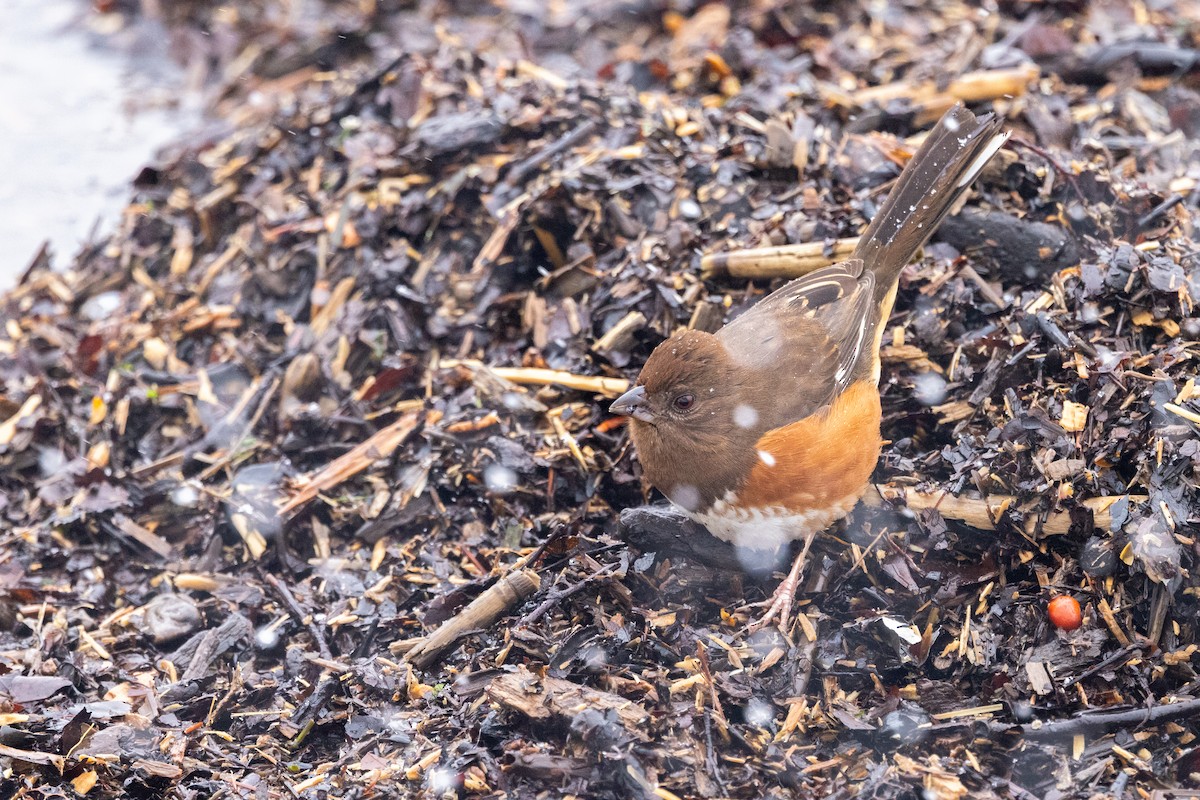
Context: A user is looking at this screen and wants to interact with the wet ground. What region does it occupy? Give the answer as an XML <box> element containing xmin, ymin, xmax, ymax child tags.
<box><xmin>3</xmin><ymin>2</ymin><xmax>1200</xmax><ymax>798</ymax></box>
<box><xmin>0</xmin><ymin>0</ymin><xmax>198</xmax><ymax>287</ymax></box>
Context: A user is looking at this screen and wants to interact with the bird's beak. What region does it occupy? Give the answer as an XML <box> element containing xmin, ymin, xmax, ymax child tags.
<box><xmin>610</xmin><ymin>385</ymin><xmax>653</xmax><ymax>423</ymax></box>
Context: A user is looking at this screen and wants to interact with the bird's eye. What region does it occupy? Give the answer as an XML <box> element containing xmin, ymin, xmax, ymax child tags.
<box><xmin>673</xmin><ymin>393</ymin><xmax>695</xmax><ymax>411</ymax></box>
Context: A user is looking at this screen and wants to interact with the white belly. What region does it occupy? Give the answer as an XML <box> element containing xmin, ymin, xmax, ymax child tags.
<box><xmin>689</xmin><ymin>492</ymin><xmax>863</xmax><ymax>553</ymax></box>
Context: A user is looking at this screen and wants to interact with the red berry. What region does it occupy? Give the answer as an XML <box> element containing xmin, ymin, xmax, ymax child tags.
<box><xmin>1048</xmin><ymin>596</ymin><xmax>1082</xmax><ymax>631</ymax></box>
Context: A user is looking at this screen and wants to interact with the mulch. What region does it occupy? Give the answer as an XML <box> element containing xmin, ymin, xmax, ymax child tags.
<box><xmin>3</xmin><ymin>1</ymin><xmax>1200</xmax><ymax>798</ymax></box>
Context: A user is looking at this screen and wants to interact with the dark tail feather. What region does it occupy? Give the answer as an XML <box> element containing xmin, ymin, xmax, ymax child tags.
<box><xmin>854</xmin><ymin>103</ymin><xmax>1008</xmax><ymax>303</ymax></box>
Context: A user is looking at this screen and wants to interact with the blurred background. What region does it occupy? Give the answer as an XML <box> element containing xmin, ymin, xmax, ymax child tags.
<box><xmin>0</xmin><ymin>0</ymin><xmax>197</xmax><ymax>288</ymax></box>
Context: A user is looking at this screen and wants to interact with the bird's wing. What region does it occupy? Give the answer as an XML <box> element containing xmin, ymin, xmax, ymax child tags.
<box><xmin>715</xmin><ymin>259</ymin><xmax>879</xmax><ymax>431</ymax></box>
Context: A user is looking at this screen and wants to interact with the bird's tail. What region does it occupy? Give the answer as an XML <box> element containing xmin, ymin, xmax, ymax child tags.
<box><xmin>854</xmin><ymin>103</ymin><xmax>1009</xmax><ymax>304</ymax></box>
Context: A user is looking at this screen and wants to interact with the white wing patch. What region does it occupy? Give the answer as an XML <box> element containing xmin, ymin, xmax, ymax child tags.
<box><xmin>835</xmin><ymin>307</ymin><xmax>873</xmax><ymax>387</ymax></box>
<box><xmin>957</xmin><ymin>131</ymin><xmax>1011</xmax><ymax>188</ymax></box>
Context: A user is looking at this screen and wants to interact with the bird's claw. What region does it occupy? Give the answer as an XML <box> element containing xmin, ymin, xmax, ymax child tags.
<box><xmin>743</xmin><ymin>529</ymin><xmax>816</xmax><ymax>635</ymax></box>
<box><xmin>745</xmin><ymin>582</ymin><xmax>797</xmax><ymax>634</ymax></box>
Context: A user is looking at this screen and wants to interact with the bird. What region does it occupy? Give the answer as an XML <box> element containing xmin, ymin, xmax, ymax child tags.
<box><xmin>610</xmin><ymin>103</ymin><xmax>1009</xmax><ymax>630</ymax></box>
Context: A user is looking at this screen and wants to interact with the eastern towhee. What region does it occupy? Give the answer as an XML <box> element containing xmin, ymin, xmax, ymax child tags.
<box><xmin>611</xmin><ymin>103</ymin><xmax>1009</xmax><ymax>629</ymax></box>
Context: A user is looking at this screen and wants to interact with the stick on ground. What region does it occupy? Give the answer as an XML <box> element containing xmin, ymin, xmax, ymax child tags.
<box><xmin>871</xmin><ymin>486</ymin><xmax>1147</xmax><ymax>535</ymax></box>
<box><xmin>701</xmin><ymin>238</ymin><xmax>859</xmax><ymax>280</ymax></box>
<box><xmin>402</xmin><ymin>568</ymin><xmax>541</xmax><ymax>669</ymax></box>
<box><xmin>439</xmin><ymin>360</ymin><xmax>630</xmax><ymax>398</ymax></box>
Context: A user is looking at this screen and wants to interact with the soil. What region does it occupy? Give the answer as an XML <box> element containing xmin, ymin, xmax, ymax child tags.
<box><xmin>3</xmin><ymin>1</ymin><xmax>1200</xmax><ymax>798</ymax></box>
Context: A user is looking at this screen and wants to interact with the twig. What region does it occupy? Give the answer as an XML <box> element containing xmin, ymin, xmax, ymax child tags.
<box><xmin>1008</xmin><ymin>696</ymin><xmax>1200</xmax><ymax>741</ymax></box>
<box><xmin>514</xmin><ymin>59</ymin><xmax>570</xmax><ymax>90</ymax></box>
<box><xmin>871</xmin><ymin>486</ymin><xmax>1147</xmax><ymax>535</ymax></box>
<box><xmin>701</xmin><ymin>238</ymin><xmax>859</xmax><ymax>279</ymax></box>
<box><xmin>959</xmin><ymin>263</ymin><xmax>1008</xmax><ymax>310</ymax></box>
<box><xmin>278</xmin><ymin>411</ymin><xmax>424</xmax><ymax>516</ymax></box>
<box><xmin>439</xmin><ymin>360</ymin><xmax>630</xmax><ymax>398</ymax></box>
<box><xmin>473</xmin><ymin>200</ymin><xmax>525</xmax><ymax>272</ymax></box>
<box><xmin>703</xmin><ymin>712</ymin><xmax>727</xmax><ymax>795</ymax></box>
<box><xmin>1095</xmin><ymin>595</ymin><xmax>1132</xmax><ymax>647</ymax></box>
<box><xmin>310</xmin><ymin>276</ymin><xmax>356</xmax><ymax>336</ymax></box>
<box><xmin>838</xmin><ymin>64</ymin><xmax>1039</xmax><ymax>120</ymax></box>
<box><xmin>402</xmin><ymin>568</ymin><xmax>541</xmax><ymax>669</ymax></box>
<box><xmin>1147</xmin><ymin>583</ymin><xmax>1171</xmax><ymax>647</ymax></box>
<box><xmin>550</xmin><ymin>410</ymin><xmax>588</xmax><ymax>471</ymax></box>
<box><xmin>1164</xmin><ymin>402</ymin><xmax>1200</xmax><ymax>427</ymax></box>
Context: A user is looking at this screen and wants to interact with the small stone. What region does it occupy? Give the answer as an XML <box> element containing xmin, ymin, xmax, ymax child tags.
<box><xmin>143</xmin><ymin>594</ymin><xmax>201</xmax><ymax>644</ymax></box>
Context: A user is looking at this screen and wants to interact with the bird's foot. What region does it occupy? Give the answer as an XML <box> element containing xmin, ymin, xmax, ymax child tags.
<box><xmin>745</xmin><ymin>530</ymin><xmax>816</xmax><ymax>634</ymax></box>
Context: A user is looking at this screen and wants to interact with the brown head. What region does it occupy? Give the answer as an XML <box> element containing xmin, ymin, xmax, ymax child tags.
<box><xmin>610</xmin><ymin>329</ymin><xmax>764</xmax><ymax>511</ymax></box>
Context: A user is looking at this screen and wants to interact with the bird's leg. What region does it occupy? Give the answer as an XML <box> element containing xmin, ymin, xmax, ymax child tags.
<box><xmin>747</xmin><ymin>527</ymin><xmax>817</xmax><ymax>634</ymax></box>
